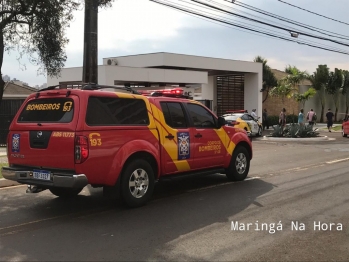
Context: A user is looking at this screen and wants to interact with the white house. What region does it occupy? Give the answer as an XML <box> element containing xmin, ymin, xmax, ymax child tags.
<box><xmin>47</xmin><ymin>52</ymin><xmax>263</xmax><ymax>117</ymax></box>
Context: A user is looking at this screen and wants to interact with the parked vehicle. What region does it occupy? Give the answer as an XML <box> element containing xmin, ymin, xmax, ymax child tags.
<box><xmin>2</xmin><ymin>85</ymin><xmax>252</xmax><ymax>207</ymax></box>
<box><xmin>222</xmin><ymin>111</ymin><xmax>263</xmax><ymax>136</ymax></box>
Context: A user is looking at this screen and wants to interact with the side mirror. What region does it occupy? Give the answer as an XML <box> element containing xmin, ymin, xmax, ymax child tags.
<box><xmin>217</xmin><ymin>117</ymin><xmax>226</xmax><ymax>128</ymax></box>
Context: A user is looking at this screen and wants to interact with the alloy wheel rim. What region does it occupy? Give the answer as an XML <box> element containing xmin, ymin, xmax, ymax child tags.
<box><xmin>235</xmin><ymin>153</ymin><xmax>247</xmax><ymax>174</ymax></box>
<box><xmin>129</xmin><ymin>168</ymin><xmax>149</xmax><ymax>198</ymax></box>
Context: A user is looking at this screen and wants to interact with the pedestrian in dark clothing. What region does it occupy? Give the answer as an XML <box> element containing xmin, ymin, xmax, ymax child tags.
<box><xmin>326</xmin><ymin>108</ymin><xmax>334</xmax><ymax>132</ymax></box>
<box><xmin>262</xmin><ymin>109</ymin><xmax>269</xmax><ymax>130</ymax></box>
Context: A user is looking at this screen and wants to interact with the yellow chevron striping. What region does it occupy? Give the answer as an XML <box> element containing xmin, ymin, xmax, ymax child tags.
<box><xmin>214</xmin><ymin>129</ymin><xmax>235</xmax><ymax>156</ymax></box>
<box><xmin>149</xmin><ymin>103</ymin><xmax>190</xmax><ymax>171</ymax></box>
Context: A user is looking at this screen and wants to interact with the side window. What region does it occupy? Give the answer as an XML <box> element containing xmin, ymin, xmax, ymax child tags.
<box><xmin>187</xmin><ymin>103</ymin><xmax>216</xmax><ymax>128</ymax></box>
<box><xmin>241</xmin><ymin>114</ymin><xmax>249</xmax><ymax>121</ymax></box>
<box><xmin>86</xmin><ymin>97</ymin><xmax>149</xmax><ymax>126</ymax></box>
<box><xmin>160</xmin><ymin>102</ymin><xmax>187</xmax><ymax>128</ymax></box>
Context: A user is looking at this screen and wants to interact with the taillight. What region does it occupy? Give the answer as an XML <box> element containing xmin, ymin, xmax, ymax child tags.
<box><xmin>75</xmin><ymin>136</ymin><xmax>89</xmax><ymax>164</ymax></box>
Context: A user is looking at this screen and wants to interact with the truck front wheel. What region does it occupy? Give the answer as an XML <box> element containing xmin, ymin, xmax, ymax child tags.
<box><xmin>226</xmin><ymin>146</ymin><xmax>250</xmax><ymax>181</ymax></box>
<box><xmin>120</xmin><ymin>159</ymin><xmax>155</xmax><ymax>208</ymax></box>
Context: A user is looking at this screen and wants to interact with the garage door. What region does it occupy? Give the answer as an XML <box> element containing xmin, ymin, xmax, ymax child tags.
<box><xmin>216</xmin><ymin>74</ymin><xmax>244</xmax><ymax>116</ymax></box>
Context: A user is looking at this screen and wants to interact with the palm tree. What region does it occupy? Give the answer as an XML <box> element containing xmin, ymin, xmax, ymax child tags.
<box><xmin>326</xmin><ymin>68</ymin><xmax>343</xmax><ymax>122</ymax></box>
<box><xmin>269</xmin><ymin>81</ymin><xmax>295</xmax><ymax>103</ymax></box>
<box><xmin>293</xmin><ymin>87</ymin><xmax>317</xmax><ymax>110</ymax></box>
<box><xmin>253</xmin><ymin>56</ymin><xmax>277</xmax><ymax>103</ymax></box>
<box><xmin>284</xmin><ymin>65</ymin><xmax>309</xmax><ymax>89</ymax></box>
<box><xmin>309</xmin><ymin>65</ymin><xmax>330</xmax><ymax>123</ymax></box>
<box><xmin>341</xmin><ymin>70</ymin><xmax>349</xmax><ymax>115</ymax></box>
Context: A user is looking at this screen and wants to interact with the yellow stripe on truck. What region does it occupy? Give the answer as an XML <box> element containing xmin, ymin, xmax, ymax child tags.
<box><xmin>149</xmin><ymin>103</ymin><xmax>191</xmax><ymax>171</ymax></box>
<box><xmin>214</xmin><ymin>129</ymin><xmax>235</xmax><ymax>156</ymax></box>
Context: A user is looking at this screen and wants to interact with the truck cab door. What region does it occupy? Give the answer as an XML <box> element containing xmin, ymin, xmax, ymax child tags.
<box><xmin>157</xmin><ymin>102</ymin><xmax>195</xmax><ymax>175</ymax></box>
<box><xmin>185</xmin><ymin>103</ymin><xmax>225</xmax><ymax>169</ymax></box>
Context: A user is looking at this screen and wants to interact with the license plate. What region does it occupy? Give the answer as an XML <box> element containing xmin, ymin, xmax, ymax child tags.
<box><xmin>33</xmin><ymin>170</ymin><xmax>51</xmax><ymax>181</ymax></box>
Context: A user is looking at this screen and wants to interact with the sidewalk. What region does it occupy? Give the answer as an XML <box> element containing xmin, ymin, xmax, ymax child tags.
<box><xmin>0</xmin><ymin>146</ymin><xmax>6</xmax><ymax>157</ymax></box>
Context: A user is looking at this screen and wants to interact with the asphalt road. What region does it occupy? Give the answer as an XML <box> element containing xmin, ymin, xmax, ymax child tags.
<box><xmin>0</xmin><ymin>130</ymin><xmax>348</xmax><ymax>261</ymax></box>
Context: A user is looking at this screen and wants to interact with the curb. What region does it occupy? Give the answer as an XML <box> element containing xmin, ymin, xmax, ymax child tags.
<box><xmin>0</xmin><ymin>178</ymin><xmax>20</xmax><ymax>188</ymax></box>
<box><xmin>259</xmin><ymin>136</ymin><xmax>335</xmax><ymax>142</ymax></box>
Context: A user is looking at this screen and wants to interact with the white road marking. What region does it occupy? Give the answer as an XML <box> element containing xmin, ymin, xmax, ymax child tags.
<box><xmin>326</xmin><ymin>158</ymin><xmax>349</xmax><ymax>164</ymax></box>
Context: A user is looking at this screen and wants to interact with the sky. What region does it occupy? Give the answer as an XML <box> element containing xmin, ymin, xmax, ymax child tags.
<box><xmin>3</xmin><ymin>0</ymin><xmax>349</xmax><ymax>87</ymax></box>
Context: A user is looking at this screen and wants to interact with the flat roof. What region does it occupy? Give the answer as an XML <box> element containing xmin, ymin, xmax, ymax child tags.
<box><xmin>103</xmin><ymin>52</ymin><xmax>262</xmax><ymax>75</ymax></box>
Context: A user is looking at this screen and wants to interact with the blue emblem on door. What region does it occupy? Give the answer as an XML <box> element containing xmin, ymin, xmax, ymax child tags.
<box><xmin>177</xmin><ymin>132</ymin><xmax>190</xmax><ymax>160</ymax></box>
<box><xmin>12</xmin><ymin>134</ymin><xmax>20</xmax><ymax>153</ymax></box>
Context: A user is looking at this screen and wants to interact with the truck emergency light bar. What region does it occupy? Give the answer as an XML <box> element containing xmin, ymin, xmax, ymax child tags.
<box><xmin>138</xmin><ymin>88</ymin><xmax>193</xmax><ymax>99</ymax></box>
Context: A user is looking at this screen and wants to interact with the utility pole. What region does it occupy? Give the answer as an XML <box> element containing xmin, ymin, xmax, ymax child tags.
<box><xmin>82</xmin><ymin>0</ymin><xmax>98</xmax><ymax>84</ymax></box>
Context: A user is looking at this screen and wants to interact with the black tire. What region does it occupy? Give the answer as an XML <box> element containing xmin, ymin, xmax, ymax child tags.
<box><xmin>342</xmin><ymin>129</ymin><xmax>347</xmax><ymax>137</ymax></box>
<box><xmin>120</xmin><ymin>159</ymin><xmax>155</xmax><ymax>208</ymax></box>
<box><xmin>226</xmin><ymin>146</ymin><xmax>250</xmax><ymax>181</ymax></box>
<box><xmin>49</xmin><ymin>187</ymin><xmax>83</xmax><ymax>198</ymax></box>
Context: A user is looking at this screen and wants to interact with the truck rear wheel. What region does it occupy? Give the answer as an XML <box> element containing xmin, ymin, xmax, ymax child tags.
<box><xmin>49</xmin><ymin>187</ymin><xmax>83</xmax><ymax>198</ymax></box>
<box><xmin>226</xmin><ymin>146</ymin><xmax>250</xmax><ymax>181</ymax></box>
<box><xmin>120</xmin><ymin>159</ymin><xmax>155</xmax><ymax>208</ymax></box>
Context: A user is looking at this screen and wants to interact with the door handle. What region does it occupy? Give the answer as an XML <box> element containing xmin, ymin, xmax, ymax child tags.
<box><xmin>195</xmin><ymin>133</ymin><xmax>202</xmax><ymax>138</ymax></box>
<box><xmin>165</xmin><ymin>134</ymin><xmax>174</xmax><ymax>140</ymax></box>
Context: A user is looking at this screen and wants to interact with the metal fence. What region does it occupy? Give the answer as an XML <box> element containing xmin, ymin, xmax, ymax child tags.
<box><xmin>0</xmin><ymin>99</ymin><xmax>25</xmax><ymax>146</ymax></box>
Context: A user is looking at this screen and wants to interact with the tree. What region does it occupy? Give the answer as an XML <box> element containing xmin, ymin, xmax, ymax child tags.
<box><xmin>309</xmin><ymin>65</ymin><xmax>330</xmax><ymax>123</ymax></box>
<box><xmin>326</xmin><ymin>68</ymin><xmax>343</xmax><ymax>122</ymax></box>
<box><xmin>0</xmin><ymin>0</ymin><xmax>80</xmax><ymax>108</ymax></box>
<box><xmin>341</xmin><ymin>70</ymin><xmax>349</xmax><ymax>115</ymax></box>
<box><xmin>284</xmin><ymin>65</ymin><xmax>309</xmax><ymax>89</ymax></box>
<box><xmin>0</xmin><ymin>0</ymin><xmax>114</xmax><ymax>108</ymax></box>
<box><xmin>293</xmin><ymin>87</ymin><xmax>317</xmax><ymax>109</ymax></box>
<box><xmin>269</xmin><ymin>81</ymin><xmax>295</xmax><ymax>103</ymax></box>
<box><xmin>253</xmin><ymin>56</ymin><xmax>277</xmax><ymax>103</ymax></box>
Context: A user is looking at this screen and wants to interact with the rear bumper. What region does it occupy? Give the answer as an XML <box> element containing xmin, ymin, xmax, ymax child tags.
<box><xmin>1</xmin><ymin>166</ymin><xmax>88</xmax><ymax>189</ymax></box>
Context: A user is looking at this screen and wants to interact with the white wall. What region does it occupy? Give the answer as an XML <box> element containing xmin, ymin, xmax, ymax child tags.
<box><xmin>48</xmin><ymin>66</ymin><xmax>208</xmax><ymax>86</ymax></box>
<box><xmin>299</xmin><ymin>85</ymin><xmax>347</xmax><ymax>121</ymax></box>
<box><xmin>105</xmin><ymin>53</ymin><xmax>261</xmax><ymax>74</ymax></box>
<box><xmin>244</xmin><ymin>72</ymin><xmax>263</xmax><ymax>118</ymax></box>
<box><xmin>201</xmin><ymin>76</ymin><xmax>215</xmax><ymax>101</ymax></box>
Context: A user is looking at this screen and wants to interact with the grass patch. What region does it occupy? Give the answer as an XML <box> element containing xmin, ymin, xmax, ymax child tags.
<box><xmin>0</xmin><ymin>162</ymin><xmax>9</xmax><ymax>179</ymax></box>
<box><xmin>332</xmin><ymin>125</ymin><xmax>342</xmax><ymax>131</ymax></box>
<box><xmin>319</xmin><ymin>125</ymin><xmax>342</xmax><ymax>131</ymax></box>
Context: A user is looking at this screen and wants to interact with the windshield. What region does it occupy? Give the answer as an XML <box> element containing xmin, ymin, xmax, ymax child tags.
<box><xmin>18</xmin><ymin>98</ymin><xmax>74</xmax><ymax>123</ymax></box>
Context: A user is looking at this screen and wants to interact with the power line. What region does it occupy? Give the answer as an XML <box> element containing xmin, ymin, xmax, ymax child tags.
<box><xmin>190</xmin><ymin>0</ymin><xmax>349</xmax><ymax>47</ymax></box>
<box><xmin>149</xmin><ymin>0</ymin><xmax>349</xmax><ymax>56</ymax></box>
<box><xmin>223</xmin><ymin>0</ymin><xmax>349</xmax><ymax>40</ymax></box>
<box><xmin>278</xmin><ymin>0</ymin><xmax>349</xmax><ymax>26</ymax></box>
<box><xmin>179</xmin><ymin>0</ymin><xmax>349</xmax><ymax>53</ymax></box>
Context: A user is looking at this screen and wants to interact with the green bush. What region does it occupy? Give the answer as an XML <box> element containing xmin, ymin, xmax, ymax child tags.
<box><xmin>269</xmin><ymin>123</ymin><xmax>320</xmax><ymax>137</ymax></box>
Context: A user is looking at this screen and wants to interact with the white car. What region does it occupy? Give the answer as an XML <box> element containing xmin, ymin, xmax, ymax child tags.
<box><xmin>222</xmin><ymin>112</ymin><xmax>263</xmax><ymax>136</ymax></box>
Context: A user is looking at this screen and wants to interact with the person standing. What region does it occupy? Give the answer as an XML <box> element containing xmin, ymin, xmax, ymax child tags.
<box><xmin>279</xmin><ymin>108</ymin><xmax>286</xmax><ymax>127</ymax></box>
<box><xmin>251</xmin><ymin>109</ymin><xmax>258</xmax><ymax>120</ymax></box>
<box><xmin>326</xmin><ymin>108</ymin><xmax>334</xmax><ymax>132</ymax></box>
<box><xmin>262</xmin><ymin>108</ymin><xmax>269</xmax><ymax>130</ymax></box>
<box><xmin>298</xmin><ymin>109</ymin><xmax>304</xmax><ymax>125</ymax></box>
<box><xmin>306</xmin><ymin>109</ymin><xmax>316</xmax><ymax>125</ymax></box>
